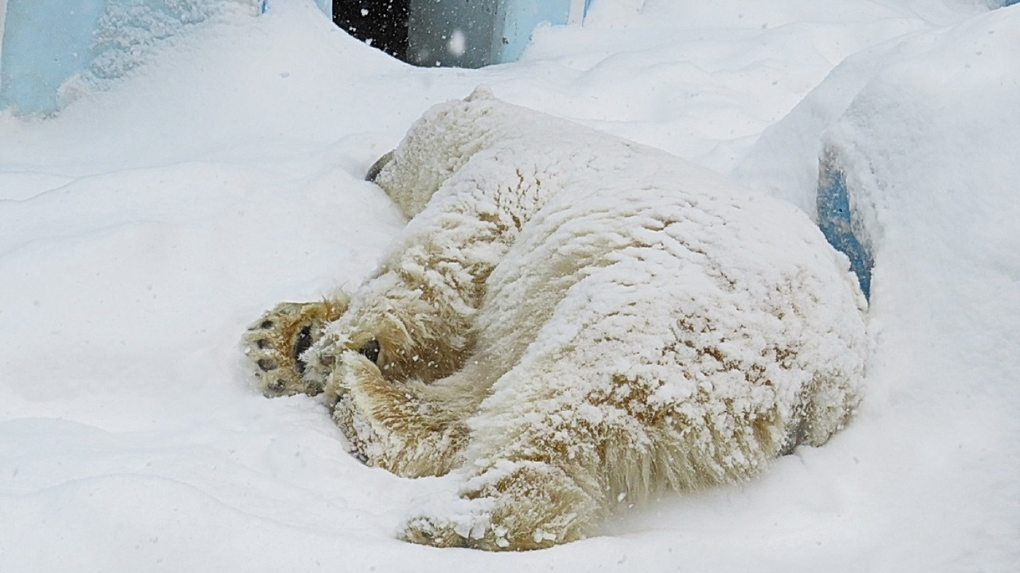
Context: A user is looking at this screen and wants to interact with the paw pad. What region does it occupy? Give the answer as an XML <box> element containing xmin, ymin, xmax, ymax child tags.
<box><xmin>241</xmin><ymin>300</ymin><xmax>347</xmax><ymax>397</ymax></box>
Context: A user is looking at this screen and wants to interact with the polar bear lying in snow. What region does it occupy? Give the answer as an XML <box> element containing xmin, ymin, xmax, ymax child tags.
<box><xmin>243</xmin><ymin>88</ymin><xmax>867</xmax><ymax>551</ymax></box>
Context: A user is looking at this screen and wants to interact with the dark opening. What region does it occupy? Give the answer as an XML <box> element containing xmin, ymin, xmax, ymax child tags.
<box><xmin>333</xmin><ymin>0</ymin><xmax>411</xmax><ymax>62</ymax></box>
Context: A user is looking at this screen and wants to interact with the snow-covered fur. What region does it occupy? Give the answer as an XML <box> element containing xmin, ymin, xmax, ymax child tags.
<box><xmin>242</xmin><ymin>88</ymin><xmax>868</xmax><ymax>551</ymax></box>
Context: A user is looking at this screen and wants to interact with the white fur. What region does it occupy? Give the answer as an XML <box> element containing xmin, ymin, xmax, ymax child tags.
<box><xmin>283</xmin><ymin>88</ymin><xmax>867</xmax><ymax>550</ymax></box>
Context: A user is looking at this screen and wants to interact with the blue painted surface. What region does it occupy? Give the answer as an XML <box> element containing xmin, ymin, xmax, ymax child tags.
<box><xmin>0</xmin><ymin>0</ymin><xmax>108</xmax><ymax>114</ymax></box>
<box><xmin>817</xmin><ymin>157</ymin><xmax>872</xmax><ymax>299</ymax></box>
<box><xmin>494</xmin><ymin>0</ymin><xmax>571</xmax><ymax>64</ymax></box>
<box><xmin>0</xmin><ymin>0</ymin><xmax>584</xmax><ymax>113</ymax></box>
<box><xmin>0</xmin><ymin>0</ymin><xmax>275</xmax><ymax>115</ymax></box>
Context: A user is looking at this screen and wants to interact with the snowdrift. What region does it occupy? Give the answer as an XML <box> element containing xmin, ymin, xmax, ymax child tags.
<box><xmin>1</xmin><ymin>1</ymin><xmax>1017</xmax><ymax>571</ymax></box>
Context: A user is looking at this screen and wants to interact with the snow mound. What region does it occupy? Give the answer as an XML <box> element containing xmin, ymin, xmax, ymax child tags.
<box><xmin>740</xmin><ymin>6</ymin><xmax>1020</xmax><ymax>570</ymax></box>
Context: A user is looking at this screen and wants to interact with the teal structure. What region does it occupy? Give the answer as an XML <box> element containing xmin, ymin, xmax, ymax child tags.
<box><xmin>0</xmin><ymin>0</ymin><xmax>247</xmax><ymax>115</ymax></box>
<box><xmin>2</xmin><ymin>1</ymin><xmax>1016</xmax><ymax>113</ymax></box>
<box><xmin>0</xmin><ymin>0</ymin><xmax>589</xmax><ymax>113</ymax></box>
<box><xmin>817</xmin><ymin>153</ymin><xmax>872</xmax><ymax>300</ymax></box>
<box><xmin>0</xmin><ymin>0</ymin><xmax>108</xmax><ymax>114</ymax></box>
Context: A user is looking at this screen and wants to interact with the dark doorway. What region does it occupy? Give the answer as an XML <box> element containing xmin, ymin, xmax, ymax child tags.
<box><xmin>333</xmin><ymin>0</ymin><xmax>411</xmax><ymax>62</ymax></box>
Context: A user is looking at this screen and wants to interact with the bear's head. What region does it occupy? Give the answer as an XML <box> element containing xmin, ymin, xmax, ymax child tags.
<box><xmin>369</xmin><ymin>87</ymin><xmax>506</xmax><ymax>218</ymax></box>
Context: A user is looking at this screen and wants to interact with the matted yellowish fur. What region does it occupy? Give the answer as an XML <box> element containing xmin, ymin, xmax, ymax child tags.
<box><xmin>242</xmin><ymin>89</ymin><xmax>868</xmax><ymax>550</ymax></box>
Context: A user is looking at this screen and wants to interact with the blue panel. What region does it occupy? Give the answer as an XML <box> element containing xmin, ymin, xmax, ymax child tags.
<box><xmin>494</xmin><ymin>0</ymin><xmax>571</xmax><ymax>64</ymax></box>
<box><xmin>817</xmin><ymin>157</ymin><xmax>873</xmax><ymax>300</ymax></box>
<box><xmin>0</xmin><ymin>0</ymin><xmax>108</xmax><ymax>114</ymax></box>
<box><xmin>0</xmin><ymin>0</ymin><xmax>270</xmax><ymax>115</ymax></box>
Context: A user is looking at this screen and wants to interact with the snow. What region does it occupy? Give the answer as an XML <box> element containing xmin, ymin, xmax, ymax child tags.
<box><xmin>0</xmin><ymin>0</ymin><xmax>1017</xmax><ymax>571</ymax></box>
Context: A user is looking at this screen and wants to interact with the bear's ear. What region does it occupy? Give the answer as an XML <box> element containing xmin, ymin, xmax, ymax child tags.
<box><xmin>357</xmin><ymin>339</ymin><xmax>381</xmax><ymax>365</ymax></box>
<box><xmin>466</xmin><ymin>85</ymin><xmax>496</xmax><ymax>102</ymax></box>
<box><xmin>365</xmin><ymin>151</ymin><xmax>394</xmax><ymax>183</ymax></box>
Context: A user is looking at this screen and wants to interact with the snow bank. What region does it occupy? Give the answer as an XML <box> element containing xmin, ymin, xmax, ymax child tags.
<box><xmin>740</xmin><ymin>6</ymin><xmax>1020</xmax><ymax>569</ymax></box>
<box><xmin>0</xmin><ymin>0</ymin><xmax>1017</xmax><ymax>571</ymax></box>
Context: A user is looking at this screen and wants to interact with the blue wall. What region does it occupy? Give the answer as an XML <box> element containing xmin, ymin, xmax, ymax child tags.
<box><xmin>0</xmin><ymin>0</ymin><xmax>267</xmax><ymax>115</ymax></box>
<box><xmin>0</xmin><ymin>0</ymin><xmax>108</xmax><ymax>114</ymax></box>
<box><xmin>0</xmin><ymin>0</ymin><xmax>588</xmax><ymax>113</ymax></box>
<box><xmin>817</xmin><ymin>154</ymin><xmax>873</xmax><ymax>300</ymax></box>
<box><xmin>493</xmin><ymin>0</ymin><xmax>571</xmax><ymax>64</ymax></box>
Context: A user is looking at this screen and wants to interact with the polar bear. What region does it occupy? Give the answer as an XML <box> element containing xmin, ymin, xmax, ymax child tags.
<box><xmin>242</xmin><ymin>88</ymin><xmax>867</xmax><ymax>551</ymax></box>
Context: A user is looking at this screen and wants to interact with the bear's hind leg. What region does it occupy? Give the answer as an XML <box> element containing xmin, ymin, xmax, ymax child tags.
<box><xmin>242</xmin><ymin>298</ymin><xmax>347</xmax><ymax>397</ymax></box>
<box><xmin>401</xmin><ymin>457</ymin><xmax>603</xmax><ymax>550</ymax></box>
<box><xmin>398</xmin><ymin>364</ymin><xmax>615</xmax><ymax>550</ymax></box>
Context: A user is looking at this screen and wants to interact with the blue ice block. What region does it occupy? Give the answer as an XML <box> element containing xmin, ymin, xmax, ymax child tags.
<box><xmin>817</xmin><ymin>154</ymin><xmax>873</xmax><ymax>299</ymax></box>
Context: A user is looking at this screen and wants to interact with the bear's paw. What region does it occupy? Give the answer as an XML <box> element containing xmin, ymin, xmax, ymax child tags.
<box><xmin>242</xmin><ymin>299</ymin><xmax>346</xmax><ymax>397</ymax></box>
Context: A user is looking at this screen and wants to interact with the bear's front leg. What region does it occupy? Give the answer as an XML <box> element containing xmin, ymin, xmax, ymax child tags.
<box><xmin>329</xmin><ymin>352</ymin><xmax>474</xmax><ymax>478</ymax></box>
<box><xmin>401</xmin><ymin>459</ymin><xmax>603</xmax><ymax>550</ymax></box>
<box><xmin>242</xmin><ymin>298</ymin><xmax>347</xmax><ymax>397</ymax></box>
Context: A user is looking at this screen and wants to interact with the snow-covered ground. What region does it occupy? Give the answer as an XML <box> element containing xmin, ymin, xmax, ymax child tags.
<box><xmin>1</xmin><ymin>0</ymin><xmax>1018</xmax><ymax>571</ymax></box>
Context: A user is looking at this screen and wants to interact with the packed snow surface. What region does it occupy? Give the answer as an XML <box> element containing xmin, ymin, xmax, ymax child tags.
<box><xmin>1</xmin><ymin>0</ymin><xmax>1018</xmax><ymax>571</ymax></box>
